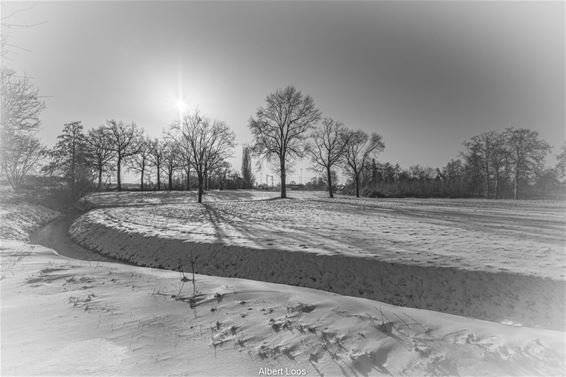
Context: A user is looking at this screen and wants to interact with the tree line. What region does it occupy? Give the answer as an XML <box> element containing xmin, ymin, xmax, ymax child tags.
<box><xmin>330</xmin><ymin>128</ymin><xmax>565</xmax><ymax>200</ymax></box>
<box><xmin>36</xmin><ymin>116</ymin><xmax>247</xmax><ymax>203</ymax></box>
<box><xmin>2</xmin><ymin>69</ymin><xmax>564</xmax><ymax>202</ymax></box>
<box><xmin>248</xmin><ymin>86</ymin><xmax>565</xmax><ymax>200</ymax></box>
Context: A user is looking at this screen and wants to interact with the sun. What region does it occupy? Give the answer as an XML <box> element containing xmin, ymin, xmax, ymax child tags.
<box><xmin>174</xmin><ymin>98</ymin><xmax>187</xmax><ymax>124</ymax></box>
<box><xmin>175</xmin><ymin>99</ymin><xmax>187</xmax><ymax>114</ymax></box>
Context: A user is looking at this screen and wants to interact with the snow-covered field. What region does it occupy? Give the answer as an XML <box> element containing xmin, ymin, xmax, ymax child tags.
<box><xmin>71</xmin><ymin>190</ymin><xmax>566</xmax><ymax>330</ymax></box>
<box><xmin>2</xmin><ymin>191</ymin><xmax>566</xmax><ymax>376</ymax></box>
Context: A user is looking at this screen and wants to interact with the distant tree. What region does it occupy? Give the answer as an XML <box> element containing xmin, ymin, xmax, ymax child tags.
<box><xmin>249</xmin><ymin>86</ymin><xmax>321</xmax><ymax>199</ymax></box>
<box><xmin>177</xmin><ymin>111</ymin><xmax>235</xmax><ymax>203</ymax></box>
<box><xmin>462</xmin><ymin>131</ymin><xmax>509</xmax><ymax>199</ymax></box>
<box><xmin>162</xmin><ymin>137</ymin><xmax>182</xmax><ymax>190</ymax></box>
<box><xmin>86</xmin><ymin>126</ymin><xmax>114</xmax><ymax>190</ymax></box>
<box><xmin>2</xmin><ymin>134</ymin><xmax>44</xmax><ymax>191</ymax></box>
<box><xmin>241</xmin><ymin>146</ymin><xmax>255</xmax><ymax>189</ymax></box>
<box><xmin>129</xmin><ymin>136</ymin><xmax>152</xmax><ymax>191</ymax></box>
<box><xmin>461</xmin><ymin>139</ymin><xmax>485</xmax><ymax>197</ymax></box>
<box><xmin>532</xmin><ymin>168</ymin><xmax>563</xmax><ymax>198</ymax></box>
<box><xmin>175</xmin><ymin>129</ymin><xmax>193</xmax><ymax>191</ymax></box>
<box><xmin>556</xmin><ymin>142</ymin><xmax>566</xmax><ymax>183</ymax></box>
<box><xmin>307</xmin><ymin>118</ymin><xmax>349</xmax><ymax>198</ymax></box>
<box><xmin>1</xmin><ymin>67</ymin><xmax>45</xmax><ymax>190</ymax></box>
<box><xmin>504</xmin><ymin>128</ymin><xmax>551</xmax><ymax>199</ymax></box>
<box><xmin>487</xmin><ymin>132</ymin><xmax>509</xmax><ymax>199</ymax></box>
<box><xmin>0</xmin><ymin>68</ymin><xmax>44</xmax><ymax>140</ymax></box>
<box><xmin>149</xmin><ymin>138</ymin><xmax>165</xmax><ymax>190</ymax></box>
<box><xmin>439</xmin><ymin>159</ymin><xmax>465</xmax><ymax>196</ymax></box>
<box><xmin>343</xmin><ymin>130</ymin><xmax>385</xmax><ymax>198</ymax></box>
<box><xmin>105</xmin><ymin>120</ymin><xmax>143</xmax><ymax>191</ymax></box>
<box><xmin>212</xmin><ymin>160</ymin><xmax>231</xmax><ymax>190</ymax></box>
<box><xmin>42</xmin><ymin>121</ymin><xmax>93</xmax><ymax>195</ymax></box>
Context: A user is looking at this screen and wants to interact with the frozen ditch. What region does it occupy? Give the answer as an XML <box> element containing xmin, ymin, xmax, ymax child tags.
<box><xmin>69</xmin><ymin>199</ymin><xmax>565</xmax><ymax>331</ymax></box>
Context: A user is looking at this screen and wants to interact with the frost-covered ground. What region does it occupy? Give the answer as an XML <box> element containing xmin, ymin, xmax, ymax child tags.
<box><xmin>71</xmin><ymin>190</ymin><xmax>566</xmax><ymax>329</ymax></box>
<box><xmin>4</xmin><ymin>241</ymin><xmax>566</xmax><ymax>376</ymax></box>
<box><xmin>3</xmin><ymin>191</ymin><xmax>566</xmax><ymax>376</ymax></box>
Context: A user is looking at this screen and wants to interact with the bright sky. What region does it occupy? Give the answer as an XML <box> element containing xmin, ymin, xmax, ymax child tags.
<box><xmin>2</xmin><ymin>1</ymin><xmax>564</xmax><ymax>184</ymax></box>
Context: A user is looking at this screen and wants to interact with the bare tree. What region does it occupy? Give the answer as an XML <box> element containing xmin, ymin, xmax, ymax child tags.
<box><xmin>462</xmin><ymin>130</ymin><xmax>511</xmax><ymax>199</ymax></box>
<box><xmin>343</xmin><ymin>130</ymin><xmax>385</xmax><ymax>198</ymax></box>
<box><xmin>504</xmin><ymin>128</ymin><xmax>551</xmax><ymax>199</ymax></box>
<box><xmin>177</xmin><ymin>111</ymin><xmax>235</xmax><ymax>203</ymax></box>
<box><xmin>307</xmin><ymin>118</ymin><xmax>348</xmax><ymax>198</ymax></box>
<box><xmin>488</xmin><ymin>132</ymin><xmax>509</xmax><ymax>199</ymax></box>
<box><xmin>175</xmin><ymin>127</ymin><xmax>193</xmax><ymax>190</ymax></box>
<box><xmin>241</xmin><ymin>146</ymin><xmax>254</xmax><ymax>189</ymax></box>
<box><xmin>105</xmin><ymin>120</ymin><xmax>143</xmax><ymax>191</ymax></box>
<box><xmin>2</xmin><ymin>134</ymin><xmax>43</xmax><ymax>190</ymax></box>
<box><xmin>556</xmin><ymin>142</ymin><xmax>566</xmax><ymax>183</ymax></box>
<box><xmin>129</xmin><ymin>136</ymin><xmax>152</xmax><ymax>191</ymax></box>
<box><xmin>1</xmin><ymin>67</ymin><xmax>45</xmax><ymax>189</ymax></box>
<box><xmin>86</xmin><ymin>126</ymin><xmax>114</xmax><ymax>191</ymax></box>
<box><xmin>248</xmin><ymin>86</ymin><xmax>321</xmax><ymax>198</ymax></box>
<box><xmin>162</xmin><ymin>137</ymin><xmax>182</xmax><ymax>190</ymax></box>
<box><xmin>149</xmin><ymin>138</ymin><xmax>165</xmax><ymax>191</ymax></box>
<box><xmin>42</xmin><ymin>121</ymin><xmax>93</xmax><ymax>194</ymax></box>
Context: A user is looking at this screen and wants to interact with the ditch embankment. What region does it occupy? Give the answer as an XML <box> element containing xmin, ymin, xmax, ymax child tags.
<box><xmin>68</xmin><ymin>211</ymin><xmax>565</xmax><ymax>331</ymax></box>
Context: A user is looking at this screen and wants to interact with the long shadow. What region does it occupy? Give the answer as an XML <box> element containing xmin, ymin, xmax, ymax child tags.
<box><xmin>201</xmin><ymin>203</ymin><xmax>269</xmax><ymax>250</ymax></box>
<box><xmin>202</xmin><ymin>201</ymin><xmax>354</xmax><ymax>255</ymax></box>
<box><xmin>202</xmin><ymin>203</ymin><xmax>229</xmax><ymax>244</ymax></box>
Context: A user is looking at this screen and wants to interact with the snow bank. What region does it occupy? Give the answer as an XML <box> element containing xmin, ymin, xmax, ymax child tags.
<box><xmin>70</xmin><ymin>200</ymin><xmax>565</xmax><ymax>331</ymax></box>
<box><xmin>0</xmin><ymin>201</ymin><xmax>59</xmax><ymax>241</ymax></box>
<box><xmin>4</xmin><ymin>240</ymin><xmax>564</xmax><ymax>376</ymax></box>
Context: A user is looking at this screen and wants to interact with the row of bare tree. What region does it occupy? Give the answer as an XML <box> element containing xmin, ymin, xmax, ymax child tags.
<box><xmin>2</xmin><ymin>68</ymin><xmax>563</xmax><ymax>201</ymax></box>
<box><xmin>249</xmin><ymin>86</ymin><xmax>565</xmax><ymax>200</ymax></box>
<box><xmin>318</xmin><ymin>131</ymin><xmax>565</xmax><ymax>199</ymax></box>
<box><xmin>37</xmin><ymin>113</ymin><xmax>237</xmax><ymax>203</ymax></box>
<box><xmin>249</xmin><ymin>86</ymin><xmax>385</xmax><ymax>199</ymax></box>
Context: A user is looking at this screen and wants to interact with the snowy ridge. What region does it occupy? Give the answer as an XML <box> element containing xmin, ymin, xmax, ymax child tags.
<box><xmin>70</xmin><ymin>205</ymin><xmax>565</xmax><ymax>331</ymax></box>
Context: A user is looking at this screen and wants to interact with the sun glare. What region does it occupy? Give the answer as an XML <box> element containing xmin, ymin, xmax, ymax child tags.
<box><xmin>175</xmin><ymin>99</ymin><xmax>187</xmax><ymax>114</ymax></box>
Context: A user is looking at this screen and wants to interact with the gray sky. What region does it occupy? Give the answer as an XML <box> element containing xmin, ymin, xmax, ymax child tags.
<box><xmin>2</xmin><ymin>1</ymin><xmax>564</xmax><ymax>183</ymax></box>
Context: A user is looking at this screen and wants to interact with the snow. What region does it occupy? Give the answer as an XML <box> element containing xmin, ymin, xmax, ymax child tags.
<box><xmin>0</xmin><ymin>200</ymin><xmax>59</xmax><ymax>241</ymax></box>
<box><xmin>2</xmin><ymin>191</ymin><xmax>566</xmax><ymax>376</ymax></box>
<box><xmin>3</xmin><ymin>242</ymin><xmax>566</xmax><ymax>376</ymax></box>
<box><xmin>71</xmin><ymin>191</ymin><xmax>565</xmax><ymax>330</ymax></box>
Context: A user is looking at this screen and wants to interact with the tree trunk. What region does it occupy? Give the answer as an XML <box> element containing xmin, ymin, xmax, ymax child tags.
<box><xmin>116</xmin><ymin>156</ymin><xmax>122</xmax><ymax>191</ymax></box>
<box><xmin>514</xmin><ymin>169</ymin><xmax>519</xmax><ymax>200</ymax></box>
<box><xmin>484</xmin><ymin>162</ymin><xmax>490</xmax><ymax>199</ymax></box>
<box><xmin>186</xmin><ymin>165</ymin><xmax>190</xmax><ymax>191</ymax></box>
<box><xmin>197</xmin><ymin>172</ymin><xmax>204</xmax><ymax>203</ymax></box>
<box><xmin>355</xmin><ymin>172</ymin><xmax>360</xmax><ymax>198</ymax></box>
<box><xmin>494</xmin><ymin>171</ymin><xmax>500</xmax><ymax>199</ymax></box>
<box><xmin>156</xmin><ymin>165</ymin><xmax>161</xmax><ymax>191</ymax></box>
<box><xmin>280</xmin><ymin>157</ymin><xmax>286</xmax><ymax>199</ymax></box>
<box><xmin>168</xmin><ymin>169</ymin><xmax>173</xmax><ymax>191</ymax></box>
<box><xmin>97</xmin><ymin>167</ymin><xmax>103</xmax><ymax>191</ymax></box>
<box><xmin>140</xmin><ymin>167</ymin><xmax>145</xmax><ymax>191</ymax></box>
<box><xmin>326</xmin><ymin>166</ymin><xmax>333</xmax><ymax>198</ymax></box>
